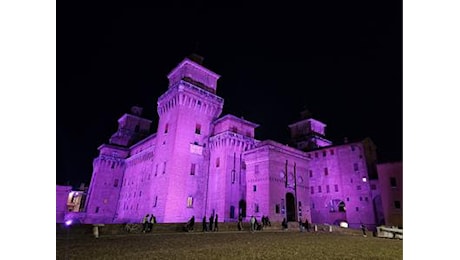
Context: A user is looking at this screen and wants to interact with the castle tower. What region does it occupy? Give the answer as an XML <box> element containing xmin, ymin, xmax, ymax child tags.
<box><xmin>85</xmin><ymin>107</ymin><xmax>152</xmax><ymax>223</ymax></box>
<box><xmin>208</xmin><ymin>115</ymin><xmax>259</xmax><ymax>221</ymax></box>
<box><xmin>151</xmin><ymin>55</ymin><xmax>224</xmax><ymax>222</ymax></box>
<box><xmin>288</xmin><ymin>110</ymin><xmax>332</xmax><ymax>151</ymax></box>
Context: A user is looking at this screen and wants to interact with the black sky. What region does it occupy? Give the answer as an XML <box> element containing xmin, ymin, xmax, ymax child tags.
<box><xmin>57</xmin><ymin>5</ymin><xmax>402</xmax><ymax>187</ymax></box>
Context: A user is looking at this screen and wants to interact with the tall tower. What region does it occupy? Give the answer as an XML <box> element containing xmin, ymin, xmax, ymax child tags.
<box><xmin>288</xmin><ymin>110</ymin><xmax>332</xmax><ymax>151</ymax></box>
<box><xmin>85</xmin><ymin>107</ymin><xmax>152</xmax><ymax>223</ymax></box>
<box><xmin>151</xmin><ymin>55</ymin><xmax>224</xmax><ymax>222</ymax></box>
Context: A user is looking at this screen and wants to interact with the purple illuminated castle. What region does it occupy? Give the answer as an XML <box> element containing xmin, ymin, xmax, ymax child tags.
<box><xmin>80</xmin><ymin>55</ymin><xmax>402</xmax><ymax>230</ymax></box>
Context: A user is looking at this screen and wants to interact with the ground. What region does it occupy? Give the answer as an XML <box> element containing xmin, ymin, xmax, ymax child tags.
<box><xmin>56</xmin><ymin>230</ymin><xmax>402</xmax><ymax>259</ymax></box>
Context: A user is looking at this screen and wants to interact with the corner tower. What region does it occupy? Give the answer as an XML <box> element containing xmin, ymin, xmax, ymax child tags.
<box><xmin>152</xmin><ymin>55</ymin><xmax>224</xmax><ymax>222</ymax></box>
<box><xmin>288</xmin><ymin>110</ymin><xmax>332</xmax><ymax>151</ymax></box>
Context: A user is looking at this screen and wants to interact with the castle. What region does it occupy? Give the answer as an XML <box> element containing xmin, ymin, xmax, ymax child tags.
<box><xmin>80</xmin><ymin>55</ymin><xmax>402</xmax><ymax>230</ymax></box>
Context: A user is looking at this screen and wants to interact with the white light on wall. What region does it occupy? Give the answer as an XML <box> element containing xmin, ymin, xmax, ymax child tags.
<box><xmin>362</xmin><ymin>177</ymin><xmax>367</xmax><ymax>182</ymax></box>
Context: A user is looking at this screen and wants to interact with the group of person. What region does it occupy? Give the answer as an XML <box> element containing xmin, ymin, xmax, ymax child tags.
<box><xmin>142</xmin><ymin>214</ymin><xmax>157</xmax><ymax>233</ymax></box>
<box><xmin>202</xmin><ymin>214</ymin><xmax>219</xmax><ymax>232</ymax></box>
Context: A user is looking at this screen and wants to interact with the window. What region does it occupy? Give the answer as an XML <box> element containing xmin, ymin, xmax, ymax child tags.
<box><xmin>162</xmin><ymin>161</ymin><xmax>166</xmax><ymax>174</ymax></box>
<box><xmin>155</xmin><ymin>164</ymin><xmax>158</xmax><ymax>176</ymax></box>
<box><xmin>326</xmin><ymin>185</ymin><xmax>330</xmax><ymax>193</ymax></box>
<box><xmin>355</xmin><ymin>207</ymin><xmax>359</xmax><ymax>212</ymax></box>
<box><xmin>275</xmin><ymin>204</ymin><xmax>280</xmax><ymax>214</ymax></box>
<box><xmin>357</xmin><ymin>185</ymin><xmax>362</xmax><ymax>190</ymax></box>
<box><xmin>360</xmin><ymin>197</ymin><xmax>363</xmax><ymax>201</ymax></box>
<box><xmin>230</xmin><ymin>206</ymin><xmax>235</xmax><ymax>218</ymax></box>
<box><xmin>114</xmin><ymin>179</ymin><xmax>119</xmax><ymax>187</ymax></box>
<box><xmin>394</xmin><ymin>200</ymin><xmax>401</xmax><ymax>209</ymax></box>
<box><xmin>190</xmin><ymin>163</ymin><xmax>196</xmax><ymax>175</ymax></box>
<box><xmin>231</xmin><ymin>126</ymin><xmax>238</xmax><ymax>133</ymax></box>
<box><xmin>95</xmin><ymin>207</ymin><xmax>99</xmax><ymax>213</ymax></box>
<box><xmin>365</xmin><ymin>197</ymin><xmax>368</xmax><ymax>202</ymax></box>
<box><xmin>309</xmin><ymin>170</ymin><xmax>313</xmax><ymax>177</ymax></box>
<box><xmin>139</xmin><ymin>191</ymin><xmax>142</xmax><ymax>197</ymax></box>
<box><xmin>334</xmin><ymin>184</ymin><xmax>339</xmax><ymax>192</ymax></box>
<box><xmin>216</xmin><ymin>157</ymin><xmax>220</xmax><ymax>168</ymax></box>
<box><xmin>164</xmin><ymin>123</ymin><xmax>168</xmax><ymax>133</ymax></box>
<box><xmin>255</xmin><ymin>165</ymin><xmax>259</xmax><ymax>174</ymax></box>
<box><xmin>330</xmin><ymin>149</ymin><xmax>334</xmax><ymax>155</ymax></box>
<box><xmin>253</xmin><ymin>185</ymin><xmax>257</xmax><ymax>192</ymax></box>
<box><xmin>318</xmin><ymin>186</ymin><xmax>322</xmax><ymax>193</ymax></box>
<box><xmin>353</xmin><ymin>163</ymin><xmax>359</xmax><ymax>171</ymax></box>
<box><xmin>111</xmin><ymin>162</ymin><xmax>115</xmax><ymax>169</ymax></box>
<box><xmin>311</xmin><ymin>202</ymin><xmax>315</xmax><ymax>209</ymax></box>
<box><xmin>362</xmin><ymin>177</ymin><xmax>367</xmax><ymax>182</ymax></box>
<box><xmin>231</xmin><ymin>170</ymin><xmax>236</xmax><ymax>184</ymax></box>
<box><xmin>324</xmin><ymin>167</ymin><xmax>328</xmax><ymax>176</ymax></box>
<box><xmin>153</xmin><ymin>196</ymin><xmax>158</xmax><ymax>207</ymax></box>
<box><xmin>310</xmin><ymin>186</ymin><xmax>314</xmax><ymax>194</ymax></box>
<box><xmin>390</xmin><ymin>177</ymin><xmax>397</xmax><ymax>188</ymax></box>
<box><xmin>255</xmin><ymin>203</ymin><xmax>259</xmax><ymax>213</ymax></box>
<box><xmin>195</xmin><ymin>123</ymin><xmax>201</xmax><ymax>134</ymax></box>
<box><xmin>323</xmin><ymin>151</ymin><xmax>326</xmax><ymax>157</ymax></box>
<box><xmin>187</xmin><ymin>196</ymin><xmax>193</xmax><ymax>208</ymax></box>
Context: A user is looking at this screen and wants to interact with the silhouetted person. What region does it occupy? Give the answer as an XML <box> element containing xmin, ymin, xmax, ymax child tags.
<box><xmin>202</xmin><ymin>216</ymin><xmax>207</xmax><ymax>232</ymax></box>
<box><xmin>304</xmin><ymin>219</ymin><xmax>310</xmax><ymax>232</ymax></box>
<box><xmin>214</xmin><ymin>214</ymin><xmax>219</xmax><ymax>232</ymax></box>
<box><xmin>282</xmin><ymin>218</ymin><xmax>288</xmax><ymax>230</ymax></box>
<box><xmin>209</xmin><ymin>214</ymin><xmax>214</xmax><ymax>232</ymax></box>
<box><xmin>250</xmin><ymin>216</ymin><xmax>256</xmax><ymax>232</ymax></box>
<box><xmin>185</xmin><ymin>216</ymin><xmax>195</xmax><ymax>232</ymax></box>
<box><xmin>148</xmin><ymin>214</ymin><xmax>156</xmax><ymax>232</ymax></box>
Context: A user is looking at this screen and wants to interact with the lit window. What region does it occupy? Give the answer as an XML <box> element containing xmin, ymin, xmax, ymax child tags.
<box><xmin>187</xmin><ymin>196</ymin><xmax>193</xmax><ymax>208</ymax></box>
<box><xmin>362</xmin><ymin>177</ymin><xmax>367</xmax><ymax>182</ymax></box>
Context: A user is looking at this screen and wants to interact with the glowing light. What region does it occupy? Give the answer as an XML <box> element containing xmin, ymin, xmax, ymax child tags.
<box><xmin>362</xmin><ymin>177</ymin><xmax>367</xmax><ymax>182</ymax></box>
<box><xmin>65</xmin><ymin>219</ymin><xmax>73</xmax><ymax>226</ymax></box>
<box><xmin>339</xmin><ymin>221</ymin><xmax>349</xmax><ymax>228</ymax></box>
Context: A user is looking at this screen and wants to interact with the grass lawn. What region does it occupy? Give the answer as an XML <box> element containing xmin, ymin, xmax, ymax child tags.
<box><xmin>56</xmin><ymin>231</ymin><xmax>402</xmax><ymax>259</ymax></box>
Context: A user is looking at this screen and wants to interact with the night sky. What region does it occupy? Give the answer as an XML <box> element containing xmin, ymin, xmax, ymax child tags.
<box><xmin>57</xmin><ymin>5</ymin><xmax>402</xmax><ymax>187</ymax></box>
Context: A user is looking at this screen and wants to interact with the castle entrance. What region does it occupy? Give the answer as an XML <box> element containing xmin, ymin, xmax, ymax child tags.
<box><xmin>286</xmin><ymin>193</ymin><xmax>296</xmax><ymax>221</ymax></box>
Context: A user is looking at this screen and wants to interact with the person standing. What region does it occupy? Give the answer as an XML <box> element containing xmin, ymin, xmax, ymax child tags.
<box><xmin>209</xmin><ymin>214</ymin><xmax>214</xmax><ymax>232</ymax></box>
<box><xmin>148</xmin><ymin>214</ymin><xmax>155</xmax><ymax>232</ymax></box>
<box><xmin>202</xmin><ymin>216</ymin><xmax>207</xmax><ymax>232</ymax></box>
<box><xmin>250</xmin><ymin>216</ymin><xmax>256</xmax><ymax>232</ymax></box>
<box><xmin>214</xmin><ymin>214</ymin><xmax>219</xmax><ymax>232</ymax></box>
<box><xmin>304</xmin><ymin>218</ymin><xmax>310</xmax><ymax>232</ymax></box>
<box><xmin>237</xmin><ymin>214</ymin><xmax>243</xmax><ymax>231</ymax></box>
<box><xmin>142</xmin><ymin>214</ymin><xmax>149</xmax><ymax>233</ymax></box>
<box><xmin>361</xmin><ymin>223</ymin><xmax>367</xmax><ymax>237</ymax></box>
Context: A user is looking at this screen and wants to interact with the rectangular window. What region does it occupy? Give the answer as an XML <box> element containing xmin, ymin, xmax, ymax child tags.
<box><xmin>275</xmin><ymin>204</ymin><xmax>280</xmax><ymax>214</ymax></box>
<box><xmin>255</xmin><ymin>165</ymin><xmax>259</xmax><ymax>174</ymax></box>
<box><xmin>95</xmin><ymin>207</ymin><xmax>99</xmax><ymax>213</ymax></box>
<box><xmin>394</xmin><ymin>200</ymin><xmax>401</xmax><ymax>209</ymax></box>
<box><xmin>330</xmin><ymin>149</ymin><xmax>334</xmax><ymax>155</ymax></box>
<box><xmin>334</xmin><ymin>184</ymin><xmax>339</xmax><ymax>192</ymax></box>
<box><xmin>390</xmin><ymin>177</ymin><xmax>397</xmax><ymax>188</ymax></box>
<box><xmin>164</xmin><ymin>123</ymin><xmax>168</xmax><ymax>134</ymax></box>
<box><xmin>155</xmin><ymin>164</ymin><xmax>158</xmax><ymax>176</ymax></box>
<box><xmin>253</xmin><ymin>185</ymin><xmax>257</xmax><ymax>192</ymax></box>
<box><xmin>163</xmin><ymin>161</ymin><xmax>166</xmax><ymax>174</ymax></box>
<box><xmin>231</xmin><ymin>126</ymin><xmax>238</xmax><ymax>133</ymax></box>
<box><xmin>190</xmin><ymin>163</ymin><xmax>196</xmax><ymax>175</ymax></box>
<box><xmin>312</xmin><ymin>202</ymin><xmax>315</xmax><ymax>209</ymax></box>
<box><xmin>216</xmin><ymin>157</ymin><xmax>220</xmax><ymax>168</ymax></box>
<box><xmin>195</xmin><ymin>123</ymin><xmax>201</xmax><ymax>134</ymax></box>
<box><xmin>255</xmin><ymin>203</ymin><xmax>259</xmax><ymax>213</ymax></box>
<box><xmin>231</xmin><ymin>170</ymin><xmax>236</xmax><ymax>184</ymax></box>
<box><xmin>354</xmin><ymin>163</ymin><xmax>359</xmax><ymax>171</ymax></box>
<box><xmin>187</xmin><ymin>196</ymin><xmax>193</xmax><ymax>208</ymax></box>
<box><xmin>357</xmin><ymin>185</ymin><xmax>362</xmax><ymax>190</ymax></box>
<box><xmin>309</xmin><ymin>170</ymin><xmax>313</xmax><ymax>178</ymax></box>
<box><xmin>114</xmin><ymin>179</ymin><xmax>119</xmax><ymax>187</ymax></box>
<box><xmin>360</xmin><ymin>196</ymin><xmax>363</xmax><ymax>201</ymax></box>
<box><xmin>318</xmin><ymin>186</ymin><xmax>322</xmax><ymax>193</ymax></box>
<box><xmin>153</xmin><ymin>196</ymin><xmax>158</xmax><ymax>207</ymax></box>
<box><xmin>111</xmin><ymin>162</ymin><xmax>115</xmax><ymax>169</ymax></box>
<box><xmin>324</xmin><ymin>167</ymin><xmax>328</xmax><ymax>176</ymax></box>
<box><xmin>365</xmin><ymin>197</ymin><xmax>368</xmax><ymax>202</ymax></box>
<box><xmin>355</xmin><ymin>207</ymin><xmax>359</xmax><ymax>212</ymax></box>
<box><xmin>326</xmin><ymin>185</ymin><xmax>330</xmax><ymax>193</ymax></box>
<box><xmin>310</xmin><ymin>186</ymin><xmax>314</xmax><ymax>194</ymax></box>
